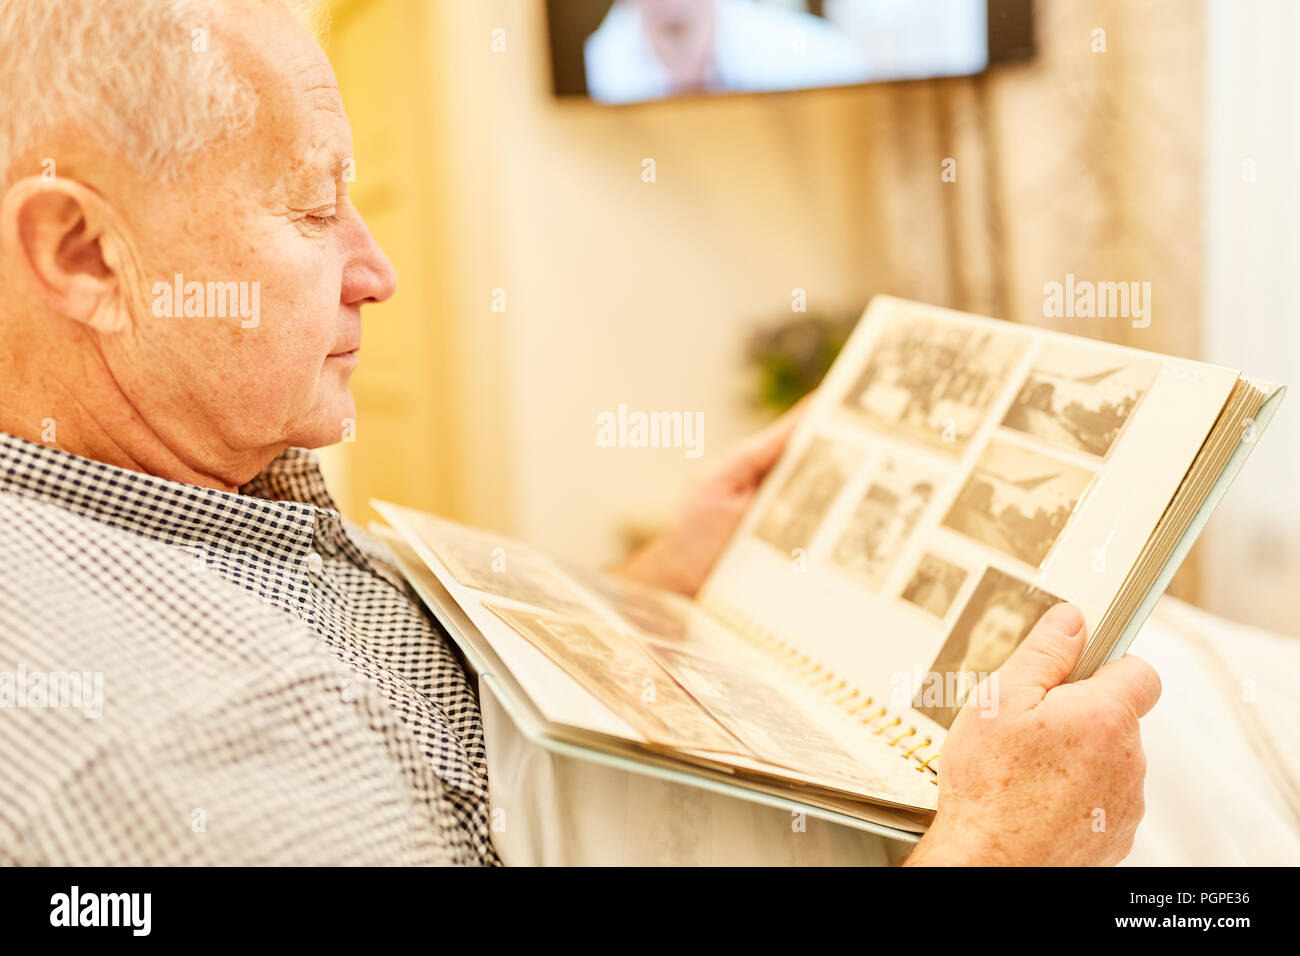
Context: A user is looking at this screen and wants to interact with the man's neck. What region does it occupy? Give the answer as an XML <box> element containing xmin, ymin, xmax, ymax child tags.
<box><xmin>0</xmin><ymin>346</ymin><xmax>280</xmax><ymax>493</ymax></box>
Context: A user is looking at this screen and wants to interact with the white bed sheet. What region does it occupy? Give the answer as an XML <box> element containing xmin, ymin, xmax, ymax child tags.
<box><xmin>1121</xmin><ymin>597</ymin><xmax>1300</xmax><ymax>866</ymax></box>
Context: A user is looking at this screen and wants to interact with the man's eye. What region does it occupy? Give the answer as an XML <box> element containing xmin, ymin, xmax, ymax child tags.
<box><xmin>305</xmin><ymin>213</ymin><xmax>341</xmax><ymax>227</ymax></box>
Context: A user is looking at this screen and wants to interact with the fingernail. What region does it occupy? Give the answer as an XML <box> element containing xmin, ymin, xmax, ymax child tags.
<box><xmin>1043</xmin><ymin>603</ymin><xmax>1084</xmax><ymax>638</ymax></box>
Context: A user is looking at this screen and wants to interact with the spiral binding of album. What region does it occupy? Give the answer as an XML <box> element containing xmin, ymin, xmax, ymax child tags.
<box><xmin>701</xmin><ymin>594</ymin><xmax>941</xmax><ymax>785</ymax></box>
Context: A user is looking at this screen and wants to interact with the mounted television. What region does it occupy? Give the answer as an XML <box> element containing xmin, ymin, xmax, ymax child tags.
<box><xmin>546</xmin><ymin>0</ymin><xmax>1034</xmax><ymax>104</ymax></box>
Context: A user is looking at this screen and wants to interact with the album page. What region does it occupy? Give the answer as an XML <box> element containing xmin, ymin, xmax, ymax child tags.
<box><xmin>699</xmin><ymin>297</ymin><xmax>1241</xmax><ymax>737</ymax></box>
<box><xmin>373</xmin><ymin>501</ymin><xmax>936</xmax><ymax>808</ymax></box>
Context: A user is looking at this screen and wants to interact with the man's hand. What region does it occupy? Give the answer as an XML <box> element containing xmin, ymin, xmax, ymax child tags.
<box><xmin>612</xmin><ymin>398</ymin><xmax>809</xmax><ymax>596</ymax></box>
<box><xmin>905</xmin><ymin>603</ymin><xmax>1161</xmax><ymax>866</ymax></box>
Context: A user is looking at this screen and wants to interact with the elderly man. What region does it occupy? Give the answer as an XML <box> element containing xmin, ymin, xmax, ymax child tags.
<box><xmin>0</xmin><ymin>0</ymin><xmax>1159</xmax><ymax>866</ymax></box>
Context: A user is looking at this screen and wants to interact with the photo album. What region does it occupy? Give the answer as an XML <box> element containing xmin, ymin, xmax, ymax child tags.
<box><xmin>372</xmin><ymin>296</ymin><xmax>1284</xmax><ymax>837</ymax></box>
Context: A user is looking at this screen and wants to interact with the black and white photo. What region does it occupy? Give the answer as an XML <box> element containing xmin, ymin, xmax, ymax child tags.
<box><xmin>1002</xmin><ymin>342</ymin><xmax>1159</xmax><ymax>458</ymax></box>
<box><xmin>943</xmin><ymin>439</ymin><xmax>1096</xmax><ymax>568</ymax></box>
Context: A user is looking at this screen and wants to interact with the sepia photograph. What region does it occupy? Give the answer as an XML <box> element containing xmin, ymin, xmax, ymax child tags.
<box><xmin>574</xmin><ymin>568</ymin><xmax>748</xmax><ymax>658</ymax></box>
<box><xmin>408</xmin><ymin>512</ymin><xmax>597</xmax><ymax>616</ymax></box>
<box><xmin>900</xmin><ymin>553</ymin><xmax>970</xmax><ymax>619</ymax></box>
<box><xmin>1001</xmin><ymin>341</ymin><xmax>1161</xmax><ymax>459</ymax></box>
<box><xmin>486</xmin><ymin>604</ymin><xmax>744</xmax><ymax>754</ymax></box>
<box><xmin>753</xmin><ymin>436</ymin><xmax>862</xmax><ymax>555</ymax></box>
<box><xmin>829</xmin><ymin>456</ymin><xmax>943</xmax><ymax>590</ymax></box>
<box><xmin>839</xmin><ymin>314</ymin><xmax>1028</xmax><ymax>454</ymax></box>
<box><xmin>913</xmin><ymin>567</ymin><xmax>1064</xmax><ymax>728</ymax></box>
<box><xmin>943</xmin><ymin>439</ymin><xmax>1096</xmax><ymax>568</ymax></box>
<box><xmin>573</xmin><ymin>568</ymin><xmax>690</xmax><ymax>642</ymax></box>
<box><xmin>645</xmin><ymin>643</ymin><xmax>886</xmax><ymax>790</ymax></box>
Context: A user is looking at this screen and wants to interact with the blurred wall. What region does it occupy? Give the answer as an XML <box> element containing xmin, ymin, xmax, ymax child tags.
<box><xmin>441</xmin><ymin>0</ymin><xmax>891</xmax><ymax>565</ymax></box>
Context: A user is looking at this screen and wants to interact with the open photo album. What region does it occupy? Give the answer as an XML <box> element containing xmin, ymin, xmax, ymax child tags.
<box><xmin>373</xmin><ymin>296</ymin><xmax>1284</xmax><ymax>837</ymax></box>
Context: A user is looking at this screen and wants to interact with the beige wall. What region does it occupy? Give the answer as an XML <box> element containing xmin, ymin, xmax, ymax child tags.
<box><xmin>425</xmin><ymin>0</ymin><xmax>899</xmax><ymax>564</ymax></box>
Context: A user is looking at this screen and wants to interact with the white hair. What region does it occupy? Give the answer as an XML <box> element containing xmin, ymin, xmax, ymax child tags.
<box><xmin>0</xmin><ymin>0</ymin><xmax>329</xmax><ymax>186</ymax></box>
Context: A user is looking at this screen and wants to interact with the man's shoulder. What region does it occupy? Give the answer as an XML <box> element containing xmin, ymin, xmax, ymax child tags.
<box><xmin>0</xmin><ymin>483</ymin><xmax>167</xmax><ymax>550</ymax></box>
<box><xmin>0</xmin><ymin>487</ymin><xmax>211</xmax><ymax>610</ymax></box>
<box><xmin>0</xmin><ymin>488</ymin><xmax>463</xmax><ymax>865</ymax></box>
<box><xmin>0</xmin><ymin>487</ymin><xmax>327</xmax><ymax>673</ymax></box>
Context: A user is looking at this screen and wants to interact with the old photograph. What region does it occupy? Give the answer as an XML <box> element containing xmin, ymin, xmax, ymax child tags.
<box><xmin>839</xmin><ymin>314</ymin><xmax>1028</xmax><ymax>454</ymax></box>
<box><xmin>1001</xmin><ymin>341</ymin><xmax>1160</xmax><ymax>459</ymax></box>
<box><xmin>753</xmin><ymin>436</ymin><xmax>862</xmax><ymax>556</ymax></box>
<box><xmin>943</xmin><ymin>439</ymin><xmax>1096</xmax><ymax>568</ymax></box>
<box><xmin>485</xmin><ymin>604</ymin><xmax>744</xmax><ymax>754</ymax></box>
<box><xmin>829</xmin><ymin>455</ymin><xmax>943</xmax><ymax>590</ymax></box>
<box><xmin>900</xmin><ymin>553</ymin><xmax>970</xmax><ymax>619</ymax></box>
<box><xmin>645</xmin><ymin>643</ymin><xmax>887</xmax><ymax>791</ymax></box>
<box><xmin>406</xmin><ymin>511</ymin><xmax>597</xmax><ymax>616</ymax></box>
<box><xmin>572</xmin><ymin>569</ymin><xmax>690</xmax><ymax>642</ymax></box>
<box><xmin>913</xmin><ymin>567</ymin><xmax>1064</xmax><ymax>728</ymax></box>
<box><xmin>572</xmin><ymin>569</ymin><xmax>749</xmax><ymax>658</ymax></box>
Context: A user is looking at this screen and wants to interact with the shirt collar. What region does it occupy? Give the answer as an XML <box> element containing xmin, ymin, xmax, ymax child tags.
<box><xmin>238</xmin><ymin>445</ymin><xmax>341</xmax><ymax>510</ymax></box>
<box><xmin>0</xmin><ymin>430</ymin><xmax>335</xmax><ymax>562</ymax></box>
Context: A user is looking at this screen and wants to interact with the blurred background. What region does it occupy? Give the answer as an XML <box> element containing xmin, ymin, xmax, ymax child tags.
<box><xmin>316</xmin><ymin>0</ymin><xmax>1298</xmax><ymax>638</ymax></box>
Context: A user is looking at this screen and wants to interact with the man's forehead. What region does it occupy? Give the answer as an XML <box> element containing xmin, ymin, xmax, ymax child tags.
<box><xmin>287</xmin><ymin>58</ymin><xmax>342</xmax><ymax>106</ymax></box>
<box><xmin>225</xmin><ymin>6</ymin><xmax>350</xmax><ymax>171</ymax></box>
<box><xmin>287</xmin><ymin>59</ymin><xmax>350</xmax><ymax>168</ymax></box>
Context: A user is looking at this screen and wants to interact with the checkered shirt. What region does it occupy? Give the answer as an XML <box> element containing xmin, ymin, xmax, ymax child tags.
<box><xmin>0</xmin><ymin>430</ymin><xmax>498</xmax><ymax>866</ymax></box>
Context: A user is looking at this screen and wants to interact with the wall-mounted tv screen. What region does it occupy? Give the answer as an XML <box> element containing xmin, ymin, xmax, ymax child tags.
<box><xmin>547</xmin><ymin>0</ymin><xmax>1034</xmax><ymax>104</ymax></box>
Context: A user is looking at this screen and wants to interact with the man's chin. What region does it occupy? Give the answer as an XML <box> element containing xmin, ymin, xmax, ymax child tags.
<box><xmin>291</xmin><ymin>392</ymin><xmax>358</xmax><ymax>449</ymax></box>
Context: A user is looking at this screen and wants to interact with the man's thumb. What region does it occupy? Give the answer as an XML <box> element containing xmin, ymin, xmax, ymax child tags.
<box><xmin>994</xmin><ymin>603</ymin><xmax>1088</xmax><ymax>702</ymax></box>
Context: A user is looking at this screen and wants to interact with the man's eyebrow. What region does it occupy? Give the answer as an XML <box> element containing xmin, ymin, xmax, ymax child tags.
<box><xmin>281</xmin><ymin>147</ymin><xmax>348</xmax><ymax>206</ymax></box>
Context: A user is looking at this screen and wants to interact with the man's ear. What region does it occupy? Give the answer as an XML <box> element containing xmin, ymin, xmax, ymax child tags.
<box><xmin>0</xmin><ymin>176</ymin><xmax>148</xmax><ymax>334</ymax></box>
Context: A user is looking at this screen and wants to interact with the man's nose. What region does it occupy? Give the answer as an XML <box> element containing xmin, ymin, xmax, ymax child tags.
<box><xmin>342</xmin><ymin>206</ymin><xmax>398</xmax><ymax>306</ymax></box>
